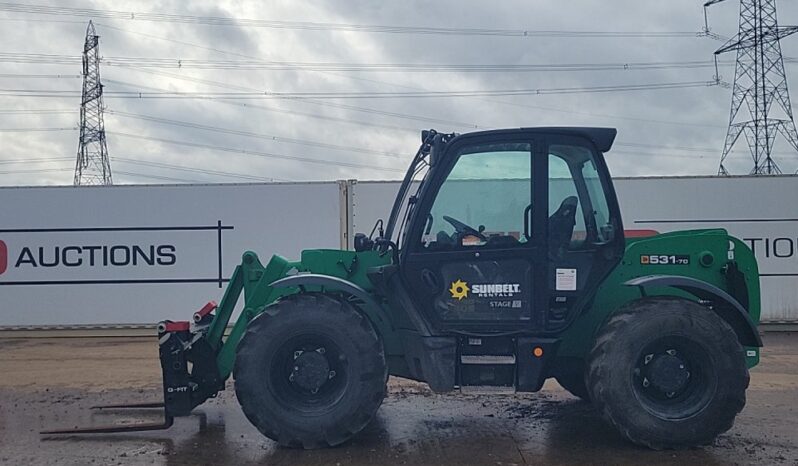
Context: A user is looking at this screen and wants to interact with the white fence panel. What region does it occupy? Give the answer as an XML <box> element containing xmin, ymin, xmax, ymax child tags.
<box><xmin>0</xmin><ymin>182</ymin><xmax>342</xmax><ymax>325</ymax></box>
<box><xmin>1</xmin><ymin>175</ymin><xmax>795</xmax><ymax>326</ymax></box>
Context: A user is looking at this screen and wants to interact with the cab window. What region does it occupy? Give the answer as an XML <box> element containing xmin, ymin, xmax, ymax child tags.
<box><xmin>422</xmin><ymin>143</ymin><xmax>532</xmax><ymax>250</ymax></box>
<box><xmin>582</xmin><ymin>159</ymin><xmax>612</xmax><ymax>242</ymax></box>
<box><xmin>548</xmin><ymin>154</ymin><xmax>585</xmax><ymax>247</ymax></box>
<box><xmin>548</xmin><ymin>143</ymin><xmax>613</xmax><ymax>251</ymax></box>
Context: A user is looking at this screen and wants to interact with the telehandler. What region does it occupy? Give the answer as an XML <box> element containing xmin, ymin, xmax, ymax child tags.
<box><xmin>44</xmin><ymin>127</ymin><xmax>762</xmax><ymax>450</ymax></box>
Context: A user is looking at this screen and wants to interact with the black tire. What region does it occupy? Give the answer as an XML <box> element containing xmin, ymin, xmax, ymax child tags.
<box><xmin>587</xmin><ymin>297</ymin><xmax>749</xmax><ymax>450</ymax></box>
<box><xmin>554</xmin><ymin>362</ymin><xmax>591</xmax><ymax>401</ymax></box>
<box><xmin>234</xmin><ymin>293</ymin><xmax>387</xmax><ymax>449</ymax></box>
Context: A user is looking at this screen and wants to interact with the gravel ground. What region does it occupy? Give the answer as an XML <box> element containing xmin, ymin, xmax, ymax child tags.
<box><xmin>0</xmin><ymin>333</ymin><xmax>796</xmax><ymax>465</ymax></box>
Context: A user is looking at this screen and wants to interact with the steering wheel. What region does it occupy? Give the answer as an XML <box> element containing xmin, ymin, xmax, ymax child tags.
<box><xmin>442</xmin><ymin>215</ymin><xmax>487</xmax><ymax>242</ymax></box>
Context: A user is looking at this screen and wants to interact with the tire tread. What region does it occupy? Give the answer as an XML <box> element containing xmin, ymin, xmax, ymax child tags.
<box><xmin>587</xmin><ymin>297</ymin><xmax>749</xmax><ymax>450</ymax></box>
<box><xmin>234</xmin><ymin>292</ymin><xmax>387</xmax><ymax>449</ymax></box>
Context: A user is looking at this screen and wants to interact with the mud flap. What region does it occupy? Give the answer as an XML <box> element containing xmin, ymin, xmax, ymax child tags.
<box><xmin>401</xmin><ymin>331</ymin><xmax>457</xmax><ymax>392</ymax></box>
<box><xmin>516</xmin><ymin>338</ymin><xmax>559</xmax><ymax>392</ymax></box>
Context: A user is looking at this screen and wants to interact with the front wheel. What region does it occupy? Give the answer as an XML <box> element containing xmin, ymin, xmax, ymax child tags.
<box><xmin>587</xmin><ymin>297</ymin><xmax>749</xmax><ymax>450</ymax></box>
<box><xmin>234</xmin><ymin>293</ymin><xmax>387</xmax><ymax>449</ymax></box>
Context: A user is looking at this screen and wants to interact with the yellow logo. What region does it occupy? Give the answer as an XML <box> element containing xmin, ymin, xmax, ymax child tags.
<box><xmin>449</xmin><ymin>279</ymin><xmax>470</xmax><ymax>300</ymax></box>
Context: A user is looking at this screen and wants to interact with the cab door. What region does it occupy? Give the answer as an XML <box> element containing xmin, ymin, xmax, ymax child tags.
<box><xmin>545</xmin><ymin>137</ymin><xmax>624</xmax><ymax>330</ymax></box>
<box><xmin>400</xmin><ymin>135</ymin><xmax>548</xmax><ymax>333</ymax></box>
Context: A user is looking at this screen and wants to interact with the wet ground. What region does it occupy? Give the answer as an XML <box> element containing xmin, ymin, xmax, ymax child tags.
<box><xmin>0</xmin><ymin>333</ymin><xmax>796</xmax><ymax>465</ymax></box>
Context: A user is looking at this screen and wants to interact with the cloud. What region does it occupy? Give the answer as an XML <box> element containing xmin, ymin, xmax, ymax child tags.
<box><xmin>0</xmin><ymin>0</ymin><xmax>797</xmax><ymax>187</ymax></box>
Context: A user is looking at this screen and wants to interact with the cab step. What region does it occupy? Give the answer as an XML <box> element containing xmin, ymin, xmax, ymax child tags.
<box><xmin>459</xmin><ymin>385</ymin><xmax>517</xmax><ymax>395</ymax></box>
<box><xmin>460</xmin><ymin>355</ymin><xmax>516</xmax><ymax>365</ymax></box>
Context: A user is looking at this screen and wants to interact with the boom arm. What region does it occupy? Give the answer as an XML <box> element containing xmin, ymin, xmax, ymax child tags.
<box><xmin>208</xmin><ymin>252</ymin><xmax>297</xmax><ymax>378</ymax></box>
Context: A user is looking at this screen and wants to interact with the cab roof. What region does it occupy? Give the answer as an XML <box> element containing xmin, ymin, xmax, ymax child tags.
<box><xmin>450</xmin><ymin>127</ymin><xmax>617</xmax><ymax>153</ymax></box>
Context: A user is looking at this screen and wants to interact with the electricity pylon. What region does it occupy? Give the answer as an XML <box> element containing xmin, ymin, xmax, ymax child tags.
<box><xmin>707</xmin><ymin>0</ymin><xmax>798</xmax><ymax>175</ymax></box>
<box><xmin>74</xmin><ymin>21</ymin><xmax>112</xmax><ymax>185</ymax></box>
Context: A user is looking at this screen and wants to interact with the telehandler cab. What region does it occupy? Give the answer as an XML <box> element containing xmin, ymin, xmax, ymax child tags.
<box><xmin>44</xmin><ymin>127</ymin><xmax>762</xmax><ymax>450</ymax></box>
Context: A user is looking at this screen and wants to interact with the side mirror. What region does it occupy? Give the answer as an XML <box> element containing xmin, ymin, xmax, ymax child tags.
<box><xmin>354</xmin><ymin>233</ymin><xmax>374</xmax><ymax>252</ymax></box>
<box><xmin>421</xmin><ymin>130</ymin><xmax>431</xmax><ymax>144</ymax></box>
<box><xmin>600</xmin><ymin>223</ymin><xmax>616</xmax><ymax>243</ymax></box>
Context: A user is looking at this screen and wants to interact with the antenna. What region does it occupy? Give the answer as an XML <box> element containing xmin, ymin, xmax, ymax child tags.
<box><xmin>74</xmin><ymin>20</ymin><xmax>112</xmax><ymax>186</ymax></box>
<box><xmin>708</xmin><ymin>0</ymin><xmax>798</xmax><ymax>175</ymax></box>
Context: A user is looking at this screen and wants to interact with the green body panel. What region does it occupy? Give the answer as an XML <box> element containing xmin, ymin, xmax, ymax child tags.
<box><xmin>557</xmin><ymin>228</ymin><xmax>761</xmax><ymax>368</ymax></box>
<box><xmin>210</xmin><ymin>249</ymin><xmax>392</xmax><ymax>379</ymax></box>
<box><xmin>209</xmin><ymin>228</ymin><xmax>761</xmax><ymax>382</ymax></box>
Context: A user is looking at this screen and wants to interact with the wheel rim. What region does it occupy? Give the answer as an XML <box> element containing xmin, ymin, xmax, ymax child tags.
<box><xmin>269</xmin><ymin>333</ymin><xmax>348</xmax><ymax>413</ymax></box>
<box><xmin>631</xmin><ymin>335</ymin><xmax>717</xmax><ymax>420</ymax></box>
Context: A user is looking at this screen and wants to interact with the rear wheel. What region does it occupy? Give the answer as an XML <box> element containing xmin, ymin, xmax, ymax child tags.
<box><xmin>234</xmin><ymin>293</ymin><xmax>387</xmax><ymax>449</ymax></box>
<box><xmin>587</xmin><ymin>297</ymin><xmax>749</xmax><ymax>450</ymax></box>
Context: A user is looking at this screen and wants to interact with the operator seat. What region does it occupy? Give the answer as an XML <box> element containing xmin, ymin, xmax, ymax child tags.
<box><xmin>548</xmin><ymin>196</ymin><xmax>578</xmax><ymax>258</ymax></box>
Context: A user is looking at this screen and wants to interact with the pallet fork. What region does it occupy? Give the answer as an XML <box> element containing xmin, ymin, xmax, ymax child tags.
<box><xmin>40</xmin><ymin>403</ymin><xmax>173</xmax><ymax>435</ymax></box>
<box><xmin>41</xmin><ymin>302</ymin><xmax>224</xmax><ymax>435</ymax></box>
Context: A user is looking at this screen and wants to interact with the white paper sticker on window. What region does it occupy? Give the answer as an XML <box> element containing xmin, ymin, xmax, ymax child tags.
<box><xmin>556</xmin><ymin>268</ymin><xmax>577</xmax><ymax>291</ymax></box>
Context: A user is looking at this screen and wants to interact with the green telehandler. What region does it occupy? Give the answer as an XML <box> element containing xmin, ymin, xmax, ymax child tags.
<box><xmin>44</xmin><ymin>127</ymin><xmax>762</xmax><ymax>450</ymax></box>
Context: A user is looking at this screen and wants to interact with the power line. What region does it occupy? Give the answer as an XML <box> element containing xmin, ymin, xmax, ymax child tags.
<box><xmin>0</xmin><ymin>52</ymin><xmax>79</xmax><ymax>65</ymax></box>
<box><xmin>99</xmin><ymin>25</ymin><xmax>724</xmax><ymax>131</ymax></box>
<box><xmin>102</xmin><ymin>58</ymin><xmax>727</xmax><ymax>73</ymax></box>
<box><xmin>0</xmin><ymin>18</ymin><xmax>732</xmax><ymax>177</ymax></box>
<box><xmin>0</xmin><ymin>165</ymin><xmax>204</xmax><ymax>184</ymax></box>
<box><xmin>610</xmin><ymin>149</ymin><xmax>717</xmax><ymax>159</ymax></box>
<box><xmin>103</xmin><ymin>71</ymin><xmax>426</xmax><ymax>132</ymax></box>
<box><xmin>0</xmin><ymin>51</ymin><xmax>739</xmax><ymax>129</ymax></box>
<box><xmin>0</xmin><ymin>16</ymin><xmax>85</xmax><ymax>24</ymax></box>
<box><xmin>0</xmin><ymin>167</ymin><xmax>71</xmax><ymax>175</ymax></box>
<box><xmin>113</xmin><ymin>170</ymin><xmax>199</xmax><ymax>183</ymax></box>
<box><xmin>615</xmin><ymin>141</ymin><xmax>720</xmax><ymax>152</ymax></box>
<box><xmin>105</xmin><ymin>72</ymin><xmax>480</xmax><ymax>129</ymax></box>
<box><xmin>97</xmin><ymin>22</ymin><xmax>718</xmax><ymax>133</ymax></box>
<box><xmin>92</xmin><ymin>25</ymin><xmax>485</xmax><ymax>130</ymax></box>
<box><xmin>0</xmin><ymin>73</ymin><xmax>81</xmax><ymax>78</ymax></box>
<box><xmin>0</xmin><ymin>80</ymin><xmax>717</xmax><ymax>99</ymax></box>
<box><xmin>111</xmin><ymin>157</ymin><xmax>281</xmax><ymax>182</ymax></box>
<box><xmin>107</xmin><ymin>131</ymin><xmax>407</xmax><ymax>173</ymax></box>
<box><xmin>490</xmin><ymin>98</ymin><xmax>727</xmax><ymax>129</ymax></box>
<box><xmin>98</xmin><ymin>20</ymin><xmax>462</xmax><ymax>130</ymax></box>
<box><xmin>616</xmin><ymin>140</ymin><xmax>796</xmax><ymax>157</ymax></box>
<box><xmin>0</xmin><ymin>3</ymin><xmax>703</xmax><ymax>38</ymax></box>
<box><xmin>612</xmin><ymin>144</ymin><xmax>798</xmax><ymax>160</ymax></box>
<box><xmin>105</xmin><ymin>110</ymin><xmax>404</xmax><ymax>158</ymax></box>
<box><xmin>0</xmin><ymin>108</ymin><xmax>76</xmax><ymax>114</ymax></box>
<box><xmin>0</xmin><ymin>91</ymin><xmax>725</xmax><ymax>167</ymax></box>
<box><xmin>0</xmin><ymin>51</ymin><xmax>738</xmax><ymax>73</ymax></box>
<box><xmin>0</xmin><ymin>156</ymin><xmax>72</xmax><ymax>164</ymax></box>
<box><xmin>0</xmin><ymin>161</ymin><xmax>259</xmax><ymax>184</ymax></box>
<box><xmin>0</xmin><ymin>154</ymin><xmax>287</xmax><ymax>181</ymax></box>
<box><xmin>0</xmin><ymin>126</ymin><xmax>75</xmax><ymax>132</ymax></box>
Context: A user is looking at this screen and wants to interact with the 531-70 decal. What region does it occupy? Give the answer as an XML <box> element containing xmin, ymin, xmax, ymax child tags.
<box><xmin>640</xmin><ymin>254</ymin><xmax>690</xmax><ymax>265</ymax></box>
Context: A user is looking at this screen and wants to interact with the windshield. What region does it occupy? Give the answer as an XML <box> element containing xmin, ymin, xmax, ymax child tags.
<box><xmin>383</xmin><ymin>131</ymin><xmax>438</xmax><ymax>244</ymax></box>
<box><xmin>423</xmin><ymin>143</ymin><xmax>532</xmax><ymax>250</ymax></box>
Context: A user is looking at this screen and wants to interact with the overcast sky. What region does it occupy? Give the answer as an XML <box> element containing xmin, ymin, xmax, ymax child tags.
<box><xmin>1</xmin><ymin>0</ymin><xmax>798</xmax><ymax>186</ymax></box>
